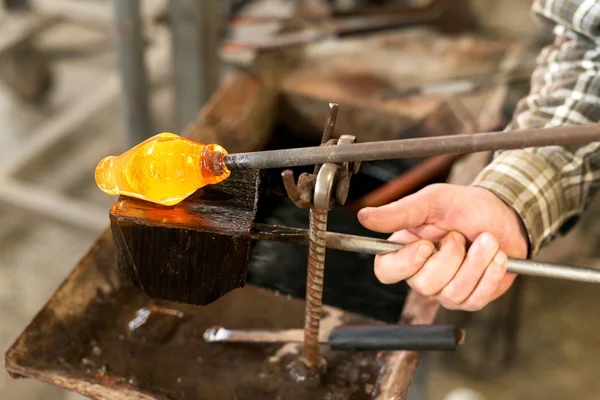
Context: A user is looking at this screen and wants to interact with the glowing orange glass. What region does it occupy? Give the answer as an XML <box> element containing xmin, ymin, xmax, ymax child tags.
<box><xmin>95</xmin><ymin>132</ymin><xmax>230</xmax><ymax>206</ymax></box>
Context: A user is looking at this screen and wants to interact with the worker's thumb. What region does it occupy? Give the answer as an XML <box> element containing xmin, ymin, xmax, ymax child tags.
<box><xmin>357</xmin><ymin>187</ymin><xmax>438</xmax><ymax>233</ymax></box>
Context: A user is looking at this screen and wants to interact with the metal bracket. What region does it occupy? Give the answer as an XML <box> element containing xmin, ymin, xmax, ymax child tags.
<box><xmin>281</xmin><ymin>133</ymin><xmax>360</xmax><ymax>210</ymax></box>
<box><xmin>279</xmin><ymin>104</ymin><xmax>362</xmax><ymax>379</ymax></box>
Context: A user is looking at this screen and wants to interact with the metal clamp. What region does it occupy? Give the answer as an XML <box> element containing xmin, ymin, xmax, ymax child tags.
<box><xmin>314</xmin><ymin>163</ymin><xmax>339</xmax><ymax>210</ymax></box>
<box><xmin>282</xmin><ymin>134</ymin><xmax>360</xmax><ymax>210</ymax></box>
<box><xmin>279</xmin><ymin>104</ymin><xmax>363</xmax><ymax>378</ymax></box>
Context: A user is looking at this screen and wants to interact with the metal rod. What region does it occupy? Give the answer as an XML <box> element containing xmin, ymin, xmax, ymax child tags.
<box><xmin>314</xmin><ymin>102</ymin><xmax>339</xmax><ymax>174</ymax></box>
<box><xmin>302</xmin><ymin>208</ymin><xmax>328</xmax><ymax>369</ymax></box>
<box><xmin>203</xmin><ymin>325</ymin><xmax>464</xmax><ymax>352</ymax></box>
<box><xmin>168</xmin><ymin>0</ymin><xmax>219</xmax><ymax>132</ymax></box>
<box><xmin>224</xmin><ymin>10</ymin><xmax>442</xmax><ymax>51</ymax></box>
<box><xmin>113</xmin><ymin>0</ymin><xmax>152</xmax><ymax>147</ymax></box>
<box><xmin>251</xmin><ymin>224</ymin><xmax>600</xmax><ymax>285</ymax></box>
<box><xmin>204</xmin><ymin>327</ymin><xmax>316</xmax><ymax>344</ymax></box>
<box><xmin>225</xmin><ymin>123</ymin><xmax>600</xmax><ymax>170</ymax></box>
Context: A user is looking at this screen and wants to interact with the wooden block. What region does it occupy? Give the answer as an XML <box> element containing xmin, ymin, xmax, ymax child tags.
<box><xmin>109</xmin><ymin>169</ymin><xmax>260</xmax><ymax>306</ymax></box>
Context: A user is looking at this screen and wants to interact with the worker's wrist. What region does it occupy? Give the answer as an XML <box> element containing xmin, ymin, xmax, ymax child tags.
<box><xmin>470</xmin><ymin>150</ymin><xmax>566</xmax><ymax>257</ymax></box>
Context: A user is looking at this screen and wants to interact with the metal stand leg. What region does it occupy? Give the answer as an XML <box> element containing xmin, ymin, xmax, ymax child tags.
<box><xmin>169</xmin><ymin>0</ymin><xmax>220</xmax><ymax>132</ymax></box>
<box><xmin>113</xmin><ymin>0</ymin><xmax>152</xmax><ymax>147</ymax></box>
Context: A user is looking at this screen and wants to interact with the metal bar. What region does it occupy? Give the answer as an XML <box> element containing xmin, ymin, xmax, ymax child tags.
<box><xmin>113</xmin><ymin>0</ymin><xmax>152</xmax><ymax>147</ymax></box>
<box><xmin>225</xmin><ymin>10</ymin><xmax>442</xmax><ymax>51</ymax></box>
<box><xmin>313</xmin><ymin>103</ymin><xmax>338</xmax><ymax>174</ymax></box>
<box><xmin>0</xmin><ymin>179</ymin><xmax>107</xmax><ymax>231</ymax></box>
<box><xmin>205</xmin><ymin>327</ymin><xmax>315</xmax><ymax>343</ymax></box>
<box><xmin>251</xmin><ymin>224</ymin><xmax>600</xmax><ymax>285</ymax></box>
<box><xmin>0</xmin><ymin>74</ymin><xmax>121</xmax><ymax>176</ymax></box>
<box><xmin>302</xmin><ymin>208</ymin><xmax>328</xmax><ymax>369</ymax></box>
<box><xmin>225</xmin><ymin>123</ymin><xmax>600</xmax><ymax>170</ymax></box>
<box><xmin>169</xmin><ymin>0</ymin><xmax>219</xmax><ymax>132</ymax></box>
<box><xmin>204</xmin><ymin>325</ymin><xmax>465</xmax><ymax>352</ymax></box>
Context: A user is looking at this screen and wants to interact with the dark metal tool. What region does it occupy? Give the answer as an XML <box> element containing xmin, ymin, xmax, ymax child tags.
<box><xmin>204</xmin><ymin>324</ymin><xmax>465</xmax><ymax>352</ymax></box>
<box><xmin>224</xmin><ymin>123</ymin><xmax>600</xmax><ymax>170</ymax></box>
<box><xmin>251</xmin><ymin>224</ymin><xmax>600</xmax><ymax>285</ymax></box>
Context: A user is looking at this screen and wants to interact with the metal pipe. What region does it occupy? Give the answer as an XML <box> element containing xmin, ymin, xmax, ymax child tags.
<box><xmin>225</xmin><ymin>123</ymin><xmax>600</xmax><ymax>170</ymax></box>
<box><xmin>251</xmin><ymin>224</ymin><xmax>600</xmax><ymax>285</ymax></box>
<box><xmin>168</xmin><ymin>0</ymin><xmax>219</xmax><ymax>132</ymax></box>
<box><xmin>113</xmin><ymin>0</ymin><xmax>152</xmax><ymax>147</ymax></box>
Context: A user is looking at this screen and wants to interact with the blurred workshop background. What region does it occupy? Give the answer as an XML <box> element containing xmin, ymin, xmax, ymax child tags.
<box><xmin>2</xmin><ymin>0</ymin><xmax>600</xmax><ymax>399</ymax></box>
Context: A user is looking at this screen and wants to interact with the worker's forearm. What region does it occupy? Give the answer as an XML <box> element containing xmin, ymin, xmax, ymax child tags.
<box><xmin>471</xmin><ymin>2</ymin><xmax>600</xmax><ymax>256</ymax></box>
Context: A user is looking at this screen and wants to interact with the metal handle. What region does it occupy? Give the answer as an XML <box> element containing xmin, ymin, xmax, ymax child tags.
<box><xmin>328</xmin><ymin>324</ymin><xmax>464</xmax><ymax>351</ymax></box>
<box><xmin>225</xmin><ymin>123</ymin><xmax>600</xmax><ymax>170</ymax></box>
<box><xmin>204</xmin><ymin>324</ymin><xmax>465</xmax><ymax>352</ymax></box>
<box><xmin>252</xmin><ymin>224</ymin><xmax>600</xmax><ymax>285</ymax></box>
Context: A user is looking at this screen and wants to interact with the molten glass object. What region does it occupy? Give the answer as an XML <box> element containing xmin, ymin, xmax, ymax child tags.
<box><xmin>95</xmin><ymin>132</ymin><xmax>230</xmax><ymax>206</ymax></box>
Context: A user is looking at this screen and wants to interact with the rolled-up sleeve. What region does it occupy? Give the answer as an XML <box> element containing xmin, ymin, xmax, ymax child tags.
<box><xmin>471</xmin><ymin>0</ymin><xmax>600</xmax><ymax>256</ymax></box>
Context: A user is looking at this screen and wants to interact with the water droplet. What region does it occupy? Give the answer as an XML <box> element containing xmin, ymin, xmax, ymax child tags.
<box><xmin>127</xmin><ymin>306</ymin><xmax>184</xmax><ymax>344</ymax></box>
<box><xmin>92</xmin><ymin>345</ymin><xmax>102</xmax><ymax>356</ymax></box>
<box><xmin>80</xmin><ymin>357</ymin><xmax>96</xmax><ymax>372</ymax></box>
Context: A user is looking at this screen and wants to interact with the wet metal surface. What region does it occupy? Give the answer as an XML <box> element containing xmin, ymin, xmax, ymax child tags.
<box><xmin>6</xmin><ymin>230</ymin><xmax>394</xmax><ymax>400</ymax></box>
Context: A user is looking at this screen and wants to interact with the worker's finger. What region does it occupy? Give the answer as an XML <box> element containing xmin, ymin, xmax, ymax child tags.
<box><xmin>358</xmin><ymin>189</ymin><xmax>439</xmax><ymax>233</ymax></box>
<box><xmin>407</xmin><ymin>232</ymin><xmax>466</xmax><ymax>297</ymax></box>
<box><xmin>490</xmin><ymin>272</ymin><xmax>518</xmax><ymax>302</ymax></box>
<box><xmin>435</xmin><ymin>232</ymin><xmax>499</xmax><ymax>306</ymax></box>
<box><xmin>409</xmin><ymin>224</ymin><xmax>450</xmax><ymax>242</ymax></box>
<box><xmin>388</xmin><ymin>229</ymin><xmax>421</xmax><ymax>244</ymax></box>
<box><xmin>374</xmin><ymin>239</ymin><xmax>435</xmax><ymax>284</ymax></box>
<box><xmin>459</xmin><ymin>251</ymin><xmax>507</xmax><ymax>311</ymax></box>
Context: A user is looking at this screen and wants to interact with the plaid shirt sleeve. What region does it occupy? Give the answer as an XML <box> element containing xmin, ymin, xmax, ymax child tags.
<box><xmin>471</xmin><ymin>0</ymin><xmax>600</xmax><ymax>256</ymax></box>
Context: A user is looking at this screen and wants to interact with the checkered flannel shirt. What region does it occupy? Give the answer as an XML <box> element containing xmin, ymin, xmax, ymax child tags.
<box><xmin>472</xmin><ymin>0</ymin><xmax>600</xmax><ymax>256</ymax></box>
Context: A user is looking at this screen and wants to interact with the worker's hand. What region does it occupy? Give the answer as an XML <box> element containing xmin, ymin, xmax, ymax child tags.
<box><xmin>357</xmin><ymin>184</ymin><xmax>529</xmax><ymax>311</ymax></box>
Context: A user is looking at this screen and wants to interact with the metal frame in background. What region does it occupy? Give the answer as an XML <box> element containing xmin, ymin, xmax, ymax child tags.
<box><xmin>0</xmin><ymin>0</ymin><xmax>221</xmax><ymax>232</ymax></box>
<box><xmin>169</xmin><ymin>0</ymin><xmax>221</xmax><ymax>133</ymax></box>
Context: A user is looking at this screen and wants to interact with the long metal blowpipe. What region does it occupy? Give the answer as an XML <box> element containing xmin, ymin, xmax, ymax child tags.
<box><xmin>225</xmin><ymin>123</ymin><xmax>600</xmax><ymax>170</ymax></box>
<box><xmin>252</xmin><ymin>224</ymin><xmax>600</xmax><ymax>285</ymax></box>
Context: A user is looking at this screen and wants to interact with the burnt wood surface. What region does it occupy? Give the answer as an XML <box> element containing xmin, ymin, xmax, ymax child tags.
<box><xmin>110</xmin><ymin>168</ymin><xmax>260</xmax><ymax>306</ymax></box>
